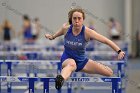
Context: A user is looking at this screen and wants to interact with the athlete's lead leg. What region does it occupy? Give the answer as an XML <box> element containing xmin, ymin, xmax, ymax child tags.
<box><xmin>55</xmin><ymin>58</ymin><xmax>77</xmax><ymax>90</ymax></box>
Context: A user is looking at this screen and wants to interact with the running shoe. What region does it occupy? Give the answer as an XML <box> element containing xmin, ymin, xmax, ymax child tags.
<box><xmin>55</xmin><ymin>75</ymin><xmax>64</xmax><ymax>90</ymax></box>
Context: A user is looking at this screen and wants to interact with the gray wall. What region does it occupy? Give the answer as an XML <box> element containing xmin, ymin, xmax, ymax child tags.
<box><xmin>0</xmin><ymin>0</ymin><xmax>124</xmax><ymax>38</ymax></box>
<box><xmin>133</xmin><ymin>0</ymin><xmax>140</xmax><ymax>32</ymax></box>
<box><xmin>132</xmin><ymin>0</ymin><xmax>140</xmax><ymax>57</ymax></box>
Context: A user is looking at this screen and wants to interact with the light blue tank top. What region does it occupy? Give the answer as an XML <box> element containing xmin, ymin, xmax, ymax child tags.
<box><xmin>64</xmin><ymin>25</ymin><xmax>88</xmax><ymax>61</ymax></box>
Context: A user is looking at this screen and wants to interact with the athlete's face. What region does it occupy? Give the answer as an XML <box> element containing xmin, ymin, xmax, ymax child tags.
<box><xmin>72</xmin><ymin>12</ymin><xmax>84</xmax><ymax>29</ymax></box>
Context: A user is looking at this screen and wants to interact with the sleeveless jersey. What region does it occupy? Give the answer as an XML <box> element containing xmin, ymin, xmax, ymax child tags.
<box><xmin>64</xmin><ymin>25</ymin><xmax>88</xmax><ymax>61</ymax></box>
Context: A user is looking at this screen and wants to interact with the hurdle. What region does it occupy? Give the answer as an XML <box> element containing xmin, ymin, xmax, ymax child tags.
<box><xmin>0</xmin><ymin>76</ymin><xmax>122</xmax><ymax>93</ymax></box>
<box><xmin>0</xmin><ymin>60</ymin><xmax>61</xmax><ymax>76</ymax></box>
<box><xmin>0</xmin><ymin>60</ymin><xmax>125</xmax><ymax>93</ymax></box>
<box><xmin>0</xmin><ymin>60</ymin><xmax>125</xmax><ymax>77</ymax></box>
<box><xmin>0</xmin><ymin>60</ymin><xmax>61</xmax><ymax>93</ymax></box>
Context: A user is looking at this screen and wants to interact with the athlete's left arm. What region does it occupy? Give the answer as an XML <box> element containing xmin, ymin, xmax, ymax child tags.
<box><xmin>85</xmin><ymin>27</ymin><xmax>125</xmax><ymax>59</ymax></box>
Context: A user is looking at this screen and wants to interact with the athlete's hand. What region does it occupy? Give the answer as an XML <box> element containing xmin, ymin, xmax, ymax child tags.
<box><xmin>118</xmin><ymin>51</ymin><xmax>125</xmax><ymax>60</ymax></box>
<box><xmin>45</xmin><ymin>34</ymin><xmax>54</xmax><ymax>40</ymax></box>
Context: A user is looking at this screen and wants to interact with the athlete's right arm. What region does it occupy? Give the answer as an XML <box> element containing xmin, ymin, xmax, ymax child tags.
<box><xmin>45</xmin><ymin>23</ymin><xmax>69</xmax><ymax>40</ymax></box>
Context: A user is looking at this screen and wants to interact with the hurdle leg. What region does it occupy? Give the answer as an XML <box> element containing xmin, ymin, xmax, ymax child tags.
<box><xmin>33</xmin><ymin>63</ymin><xmax>38</xmax><ymax>77</ymax></box>
<box><xmin>7</xmin><ymin>62</ymin><xmax>12</xmax><ymax>93</ymax></box>
<box><xmin>67</xmin><ymin>82</ymin><xmax>72</xmax><ymax>93</ymax></box>
<box><xmin>29</xmin><ymin>78</ymin><xmax>36</xmax><ymax>93</ymax></box>
<box><xmin>41</xmin><ymin>78</ymin><xmax>50</xmax><ymax>93</ymax></box>
<box><xmin>26</xmin><ymin>63</ymin><xmax>30</xmax><ymax>77</ymax></box>
<box><xmin>112</xmin><ymin>78</ymin><xmax>122</xmax><ymax>93</ymax></box>
<box><xmin>7</xmin><ymin>82</ymin><xmax>12</xmax><ymax>93</ymax></box>
<box><xmin>117</xmin><ymin>63</ymin><xmax>123</xmax><ymax>77</ymax></box>
<box><xmin>41</xmin><ymin>78</ymin><xmax>62</xmax><ymax>93</ymax></box>
<box><xmin>7</xmin><ymin>62</ymin><xmax>12</xmax><ymax>76</ymax></box>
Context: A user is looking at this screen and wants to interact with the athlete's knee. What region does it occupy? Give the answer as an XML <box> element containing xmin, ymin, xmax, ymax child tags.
<box><xmin>67</xmin><ymin>61</ymin><xmax>76</xmax><ymax>68</ymax></box>
<box><xmin>62</xmin><ymin>59</ymin><xmax>77</xmax><ymax>71</ymax></box>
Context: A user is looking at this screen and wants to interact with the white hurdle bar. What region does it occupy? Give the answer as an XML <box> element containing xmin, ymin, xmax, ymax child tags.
<box><xmin>0</xmin><ymin>60</ymin><xmax>126</xmax><ymax>77</ymax></box>
<box><xmin>0</xmin><ymin>76</ymin><xmax>122</xmax><ymax>93</ymax></box>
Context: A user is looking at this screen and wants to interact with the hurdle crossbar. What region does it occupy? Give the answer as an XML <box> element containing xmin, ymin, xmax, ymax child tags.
<box><xmin>0</xmin><ymin>60</ymin><xmax>126</xmax><ymax>77</ymax></box>
<box><xmin>0</xmin><ymin>76</ymin><xmax>121</xmax><ymax>93</ymax></box>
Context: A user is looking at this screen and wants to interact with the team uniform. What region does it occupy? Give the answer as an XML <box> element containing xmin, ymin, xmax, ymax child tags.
<box><xmin>55</xmin><ymin>24</ymin><xmax>90</xmax><ymax>90</ymax></box>
<box><xmin>3</xmin><ymin>27</ymin><xmax>11</xmax><ymax>41</ymax></box>
<box><xmin>61</xmin><ymin>24</ymin><xmax>89</xmax><ymax>72</ymax></box>
<box><xmin>23</xmin><ymin>26</ymin><xmax>32</xmax><ymax>39</ymax></box>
